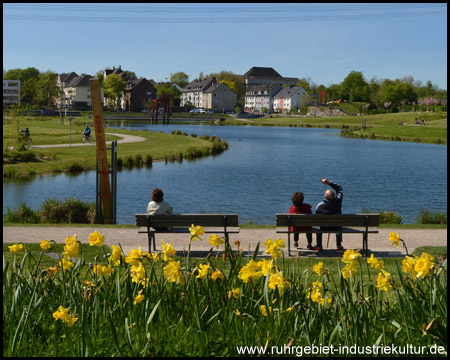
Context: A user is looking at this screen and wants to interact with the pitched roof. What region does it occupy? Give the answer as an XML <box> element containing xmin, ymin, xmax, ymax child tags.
<box><xmin>59</xmin><ymin>72</ymin><xmax>79</xmax><ymax>83</ymax></box>
<box><xmin>273</xmin><ymin>86</ymin><xmax>305</xmax><ymax>99</ymax></box>
<box><xmin>182</xmin><ymin>78</ymin><xmax>216</xmax><ymax>91</ymax></box>
<box><xmin>66</xmin><ymin>74</ymin><xmax>92</xmax><ymax>88</ymax></box>
<box><xmin>243</xmin><ymin>67</ymin><xmax>283</xmax><ymax>79</ymax></box>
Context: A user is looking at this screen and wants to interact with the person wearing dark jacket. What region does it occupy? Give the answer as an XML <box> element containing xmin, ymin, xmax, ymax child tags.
<box><xmin>312</xmin><ymin>179</ymin><xmax>344</xmax><ymax>251</ymax></box>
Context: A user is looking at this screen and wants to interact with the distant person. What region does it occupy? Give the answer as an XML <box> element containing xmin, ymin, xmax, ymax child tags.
<box><xmin>312</xmin><ymin>179</ymin><xmax>344</xmax><ymax>251</ymax></box>
<box><xmin>83</xmin><ymin>125</ymin><xmax>91</xmax><ymax>139</ymax></box>
<box><xmin>147</xmin><ymin>188</ymin><xmax>173</xmax><ymax>215</ymax></box>
<box><xmin>21</xmin><ymin>127</ymin><xmax>30</xmax><ymax>137</ymax></box>
<box><xmin>288</xmin><ymin>192</ymin><xmax>313</xmax><ymax>249</ymax></box>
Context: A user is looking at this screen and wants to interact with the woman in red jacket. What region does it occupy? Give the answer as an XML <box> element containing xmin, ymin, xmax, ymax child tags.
<box><xmin>288</xmin><ymin>192</ymin><xmax>313</xmax><ymax>249</ymax></box>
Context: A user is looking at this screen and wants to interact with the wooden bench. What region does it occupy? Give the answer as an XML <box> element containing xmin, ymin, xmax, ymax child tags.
<box><xmin>276</xmin><ymin>213</ymin><xmax>380</xmax><ymax>256</ymax></box>
<box><xmin>135</xmin><ymin>214</ymin><xmax>240</xmax><ymax>252</ymax></box>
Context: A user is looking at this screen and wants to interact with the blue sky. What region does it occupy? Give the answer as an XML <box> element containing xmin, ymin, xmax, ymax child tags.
<box><xmin>3</xmin><ymin>3</ymin><xmax>447</xmax><ymax>89</ymax></box>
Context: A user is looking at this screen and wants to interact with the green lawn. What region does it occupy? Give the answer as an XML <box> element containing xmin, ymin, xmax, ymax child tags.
<box><xmin>3</xmin><ymin>115</ymin><xmax>226</xmax><ymax>177</ymax></box>
<box><xmin>227</xmin><ymin>111</ymin><xmax>447</xmax><ymax>144</ymax></box>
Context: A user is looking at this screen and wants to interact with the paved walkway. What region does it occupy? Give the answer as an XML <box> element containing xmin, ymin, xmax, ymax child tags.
<box><xmin>3</xmin><ymin>226</ymin><xmax>446</xmax><ymax>258</ymax></box>
<box><xmin>28</xmin><ymin>132</ymin><xmax>146</xmax><ymax>149</ymax></box>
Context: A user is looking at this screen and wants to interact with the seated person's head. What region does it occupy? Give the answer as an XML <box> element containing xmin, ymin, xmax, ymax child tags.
<box><xmin>292</xmin><ymin>192</ymin><xmax>305</xmax><ymax>208</ymax></box>
<box><xmin>325</xmin><ymin>189</ymin><xmax>335</xmax><ymax>200</ymax></box>
<box><xmin>152</xmin><ymin>188</ymin><xmax>164</xmax><ymax>203</ymax></box>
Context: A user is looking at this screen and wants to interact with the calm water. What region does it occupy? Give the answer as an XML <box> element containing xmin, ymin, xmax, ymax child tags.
<box><xmin>3</xmin><ymin>123</ymin><xmax>447</xmax><ymax>224</ymax></box>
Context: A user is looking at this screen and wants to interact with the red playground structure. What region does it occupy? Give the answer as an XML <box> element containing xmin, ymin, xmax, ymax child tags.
<box><xmin>151</xmin><ymin>94</ymin><xmax>171</xmax><ymax>124</ymax></box>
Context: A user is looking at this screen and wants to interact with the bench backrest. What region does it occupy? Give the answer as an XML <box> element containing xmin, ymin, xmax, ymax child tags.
<box><xmin>276</xmin><ymin>213</ymin><xmax>380</xmax><ymax>227</ymax></box>
<box><xmin>135</xmin><ymin>214</ymin><xmax>239</xmax><ymax>228</ymax></box>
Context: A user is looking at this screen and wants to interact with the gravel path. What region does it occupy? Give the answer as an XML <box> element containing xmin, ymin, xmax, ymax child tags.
<box><xmin>3</xmin><ymin>226</ymin><xmax>446</xmax><ymax>258</ymax></box>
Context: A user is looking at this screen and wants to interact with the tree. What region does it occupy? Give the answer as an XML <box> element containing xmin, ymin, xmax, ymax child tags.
<box><xmin>21</xmin><ymin>77</ymin><xmax>39</xmax><ymax>104</ymax></box>
<box><xmin>4</xmin><ymin>67</ymin><xmax>40</xmax><ymax>83</ymax></box>
<box><xmin>157</xmin><ymin>82</ymin><xmax>181</xmax><ymax>106</ymax></box>
<box><xmin>340</xmin><ymin>71</ymin><xmax>370</xmax><ymax>102</ymax></box>
<box><xmin>95</xmin><ymin>70</ymin><xmax>105</xmax><ymax>85</ymax></box>
<box><xmin>103</xmin><ymin>74</ymin><xmax>126</xmax><ymax>110</ymax></box>
<box><xmin>326</xmin><ymin>84</ymin><xmax>342</xmax><ymax>101</ymax></box>
<box><xmin>37</xmin><ymin>71</ymin><xmax>61</xmax><ymax>108</ymax></box>
<box><xmin>124</xmin><ymin>70</ymin><xmax>137</xmax><ymax>80</ymax></box>
<box><xmin>170</xmin><ymin>72</ymin><xmax>189</xmax><ymax>88</ymax></box>
<box><xmin>297</xmin><ymin>78</ymin><xmax>313</xmax><ymax>93</ymax></box>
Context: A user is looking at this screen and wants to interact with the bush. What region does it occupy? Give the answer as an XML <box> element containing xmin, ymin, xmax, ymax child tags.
<box><xmin>417</xmin><ymin>208</ymin><xmax>447</xmax><ymax>224</ymax></box>
<box><xmin>144</xmin><ymin>155</ymin><xmax>153</xmax><ymax>166</ymax></box>
<box><xmin>3</xmin><ymin>202</ymin><xmax>39</xmax><ymax>223</ymax></box>
<box><xmin>68</xmin><ymin>162</ymin><xmax>84</xmax><ymax>172</ymax></box>
<box><xmin>39</xmin><ymin>197</ymin><xmax>95</xmax><ymax>224</ymax></box>
<box><xmin>380</xmin><ymin>211</ymin><xmax>403</xmax><ymax>224</ymax></box>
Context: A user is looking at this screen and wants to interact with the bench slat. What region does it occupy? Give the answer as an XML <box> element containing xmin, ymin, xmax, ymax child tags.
<box><xmin>276</xmin><ymin>213</ymin><xmax>380</xmax><ymax>227</ymax></box>
<box><xmin>136</xmin><ymin>214</ymin><xmax>239</xmax><ymax>227</ymax></box>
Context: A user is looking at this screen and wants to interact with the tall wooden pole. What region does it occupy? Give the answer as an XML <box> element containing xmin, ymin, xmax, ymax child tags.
<box><xmin>90</xmin><ymin>78</ymin><xmax>111</xmax><ymax>224</ymax></box>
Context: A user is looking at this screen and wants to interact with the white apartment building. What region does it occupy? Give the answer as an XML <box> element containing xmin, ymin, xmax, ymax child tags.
<box><xmin>3</xmin><ymin>79</ymin><xmax>21</xmax><ymax>104</ymax></box>
<box><xmin>180</xmin><ymin>78</ymin><xmax>217</xmax><ymax>108</ymax></box>
<box><xmin>273</xmin><ymin>86</ymin><xmax>307</xmax><ymax>112</ymax></box>
<box><xmin>244</xmin><ymin>85</ymin><xmax>282</xmax><ymax>112</ymax></box>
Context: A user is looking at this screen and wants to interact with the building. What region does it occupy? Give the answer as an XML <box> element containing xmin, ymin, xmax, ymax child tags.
<box><xmin>62</xmin><ymin>74</ymin><xmax>104</xmax><ymax>110</ymax></box>
<box><xmin>273</xmin><ymin>86</ymin><xmax>307</xmax><ymax>112</ymax></box>
<box><xmin>121</xmin><ymin>78</ymin><xmax>157</xmax><ymax>112</ymax></box>
<box><xmin>203</xmin><ymin>82</ymin><xmax>236</xmax><ymax>112</ymax></box>
<box><xmin>243</xmin><ymin>67</ymin><xmax>298</xmax><ymax>88</ymax></box>
<box><xmin>3</xmin><ymin>79</ymin><xmax>21</xmax><ymax>104</ymax></box>
<box><xmin>244</xmin><ymin>84</ymin><xmax>282</xmax><ymax>112</ymax></box>
<box><xmin>180</xmin><ymin>78</ymin><xmax>217</xmax><ymax>108</ymax></box>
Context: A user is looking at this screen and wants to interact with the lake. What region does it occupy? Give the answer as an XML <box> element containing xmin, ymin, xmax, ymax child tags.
<box><xmin>3</xmin><ymin>123</ymin><xmax>447</xmax><ymax>224</ymax></box>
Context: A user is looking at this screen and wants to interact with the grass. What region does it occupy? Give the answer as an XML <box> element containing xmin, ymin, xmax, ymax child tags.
<box><xmin>226</xmin><ymin>111</ymin><xmax>447</xmax><ymax>145</ymax></box>
<box><xmin>3</xmin><ymin>115</ymin><xmax>226</xmax><ymax>177</ymax></box>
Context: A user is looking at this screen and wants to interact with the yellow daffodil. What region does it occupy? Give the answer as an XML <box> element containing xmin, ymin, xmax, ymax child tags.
<box><xmin>130</xmin><ymin>262</ymin><xmax>147</xmax><ymax>284</ymax></box>
<box><xmin>47</xmin><ymin>265</ymin><xmax>59</xmax><ymax>277</ymax></box>
<box><xmin>108</xmin><ymin>245</ymin><xmax>121</xmax><ymax>267</ymax></box>
<box><xmin>59</xmin><ymin>257</ymin><xmax>73</xmax><ymax>271</ymax></box>
<box><xmin>367</xmin><ymin>254</ymin><xmax>384</xmax><ymax>270</ymax></box>
<box><xmin>189</xmin><ymin>224</ymin><xmax>205</xmax><ymax>241</ymax></box>
<box><xmin>342</xmin><ymin>247</ymin><xmax>361</xmax><ymax>266</ymax></box>
<box><xmin>402</xmin><ymin>256</ymin><xmax>418</xmax><ymax>279</ymax></box>
<box><xmin>268</xmin><ymin>271</ymin><xmax>290</xmax><ymax>294</ymax></box>
<box><xmin>313</xmin><ymin>261</ymin><xmax>325</xmax><ymax>276</ymax></box>
<box><xmin>161</xmin><ymin>239</ymin><xmax>176</xmax><ymax>261</ymax></box>
<box><xmin>234</xmin><ymin>309</ymin><xmax>242</xmax><ymax>317</ymax></box>
<box><xmin>260</xmin><ymin>305</ymin><xmax>272</xmax><ymax>316</ymax></box>
<box><xmin>389</xmin><ymin>232</ymin><xmax>400</xmax><ymax>248</ymax></box>
<box><xmin>208</xmin><ymin>234</ymin><xmax>224</xmax><ymax>249</ymax></box>
<box><xmin>211</xmin><ymin>270</ymin><xmax>224</xmax><ymax>281</ymax></box>
<box><xmin>227</xmin><ymin>288</ymin><xmax>240</xmax><ymax>300</ymax></box>
<box><xmin>89</xmin><ymin>230</ymin><xmax>105</xmax><ymax>247</ymax></box>
<box><xmin>264</xmin><ymin>238</ymin><xmax>285</xmax><ymax>259</ymax></box>
<box><xmin>341</xmin><ymin>263</ymin><xmax>357</xmax><ymax>279</ymax></box>
<box><xmin>259</xmin><ymin>259</ymin><xmax>274</xmax><ymax>276</ymax></box>
<box><xmin>133</xmin><ymin>289</ymin><xmax>145</xmax><ymax>305</ymax></box>
<box><xmin>150</xmin><ymin>252</ymin><xmax>160</xmax><ymax>262</ymax></box>
<box><xmin>196</xmin><ymin>263</ymin><xmax>211</xmax><ymax>279</ymax></box>
<box><xmin>93</xmin><ymin>264</ymin><xmax>113</xmax><ymax>277</ymax></box>
<box><xmin>238</xmin><ymin>260</ymin><xmax>263</xmax><ymax>283</ymax></box>
<box><xmin>376</xmin><ymin>269</ymin><xmax>392</xmax><ymax>293</ymax></box>
<box><xmin>414</xmin><ymin>252</ymin><xmax>434</xmax><ymax>279</ymax></box>
<box><xmin>40</xmin><ymin>239</ymin><xmax>51</xmax><ymax>251</ymax></box>
<box><xmin>52</xmin><ymin>306</ymin><xmax>78</xmax><ymax>327</ymax></box>
<box><xmin>8</xmin><ymin>243</ymin><xmax>23</xmax><ymax>253</ymax></box>
<box><xmin>64</xmin><ymin>234</ymin><xmax>79</xmax><ymax>258</ymax></box>
<box><xmin>163</xmin><ymin>261</ymin><xmax>185</xmax><ymax>285</ymax></box>
<box><xmin>125</xmin><ymin>244</ymin><xmax>150</xmax><ymax>266</ymax></box>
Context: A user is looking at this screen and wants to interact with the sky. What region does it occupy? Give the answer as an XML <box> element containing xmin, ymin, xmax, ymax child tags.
<box><xmin>3</xmin><ymin>3</ymin><xmax>448</xmax><ymax>90</ymax></box>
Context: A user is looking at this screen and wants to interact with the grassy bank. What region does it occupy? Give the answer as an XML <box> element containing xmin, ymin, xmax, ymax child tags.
<box><xmin>3</xmin><ymin>115</ymin><xmax>227</xmax><ymax>177</ymax></box>
<box><xmin>227</xmin><ymin>111</ymin><xmax>447</xmax><ymax>145</ymax></box>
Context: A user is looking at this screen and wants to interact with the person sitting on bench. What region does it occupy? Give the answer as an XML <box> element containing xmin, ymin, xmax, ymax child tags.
<box><xmin>288</xmin><ymin>192</ymin><xmax>313</xmax><ymax>249</ymax></box>
<box><xmin>147</xmin><ymin>188</ymin><xmax>173</xmax><ymax>230</ymax></box>
<box><xmin>312</xmin><ymin>179</ymin><xmax>344</xmax><ymax>251</ymax></box>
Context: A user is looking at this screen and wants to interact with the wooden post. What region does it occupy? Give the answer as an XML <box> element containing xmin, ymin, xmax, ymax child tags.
<box><xmin>90</xmin><ymin>78</ymin><xmax>111</xmax><ymax>224</ymax></box>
